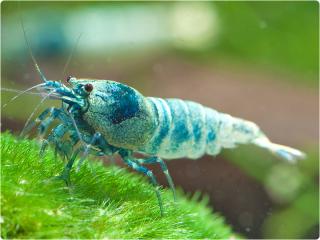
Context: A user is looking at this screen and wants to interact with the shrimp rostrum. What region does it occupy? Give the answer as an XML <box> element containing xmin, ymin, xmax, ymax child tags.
<box><xmin>15</xmin><ymin>67</ymin><xmax>306</xmax><ymax>215</ymax></box>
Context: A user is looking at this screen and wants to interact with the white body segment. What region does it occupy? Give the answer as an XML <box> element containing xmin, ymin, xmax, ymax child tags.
<box><xmin>140</xmin><ymin>98</ymin><xmax>305</xmax><ymax>162</ymax></box>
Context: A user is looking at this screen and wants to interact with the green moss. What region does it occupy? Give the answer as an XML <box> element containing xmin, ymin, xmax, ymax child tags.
<box><xmin>1</xmin><ymin>132</ymin><xmax>233</xmax><ymax>239</ymax></box>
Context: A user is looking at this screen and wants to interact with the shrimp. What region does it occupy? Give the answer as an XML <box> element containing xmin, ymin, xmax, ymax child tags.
<box><xmin>11</xmin><ymin>73</ymin><xmax>305</xmax><ymax>215</ymax></box>
<box><xmin>4</xmin><ymin>25</ymin><xmax>305</xmax><ymax>217</ymax></box>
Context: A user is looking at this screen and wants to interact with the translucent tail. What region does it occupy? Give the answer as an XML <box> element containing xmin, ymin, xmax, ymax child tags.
<box><xmin>253</xmin><ymin>137</ymin><xmax>306</xmax><ymax>163</ymax></box>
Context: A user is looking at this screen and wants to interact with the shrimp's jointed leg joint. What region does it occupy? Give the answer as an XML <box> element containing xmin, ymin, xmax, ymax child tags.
<box><xmin>137</xmin><ymin>157</ymin><xmax>176</xmax><ymax>201</ymax></box>
<box><xmin>55</xmin><ymin>148</ymin><xmax>81</xmax><ymax>186</ymax></box>
<box><xmin>120</xmin><ymin>150</ymin><xmax>164</xmax><ymax>216</ymax></box>
<box><xmin>76</xmin><ymin>132</ymin><xmax>103</xmax><ymax>171</ymax></box>
<box><xmin>40</xmin><ymin>124</ymin><xmax>70</xmax><ymax>160</ymax></box>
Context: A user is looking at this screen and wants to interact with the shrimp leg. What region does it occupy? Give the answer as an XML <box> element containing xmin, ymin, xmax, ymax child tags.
<box><xmin>120</xmin><ymin>150</ymin><xmax>164</xmax><ymax>216</ymax></box>
<box><xmin>137</xmin><ymin>157</ymin><xmax>176</xmax><ymax>201</ymax></box>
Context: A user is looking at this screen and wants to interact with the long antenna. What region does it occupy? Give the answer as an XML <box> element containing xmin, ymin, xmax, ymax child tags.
<box><xmin>62</xmin><ymin>32</ymin><xmax>83</xmax><ymax>79</ymax></box>
<box><xmin>20</xmin><ymin>89</ymin><xmax>55</xmax><ymax>137</ymax></box>
<box><xmin>2</xmin><ymin>83</ymin><xmax>45</xmax><ymax>108</ymax></box>
<box><xmin>20</xmin><ymin>17</ymin><xmax>47</xmax><ymax>83</ymax></box>
<box><xmin>1</xmin><ymin>87</ymin><xmax>41</xmax><ymax>96</ymax></box>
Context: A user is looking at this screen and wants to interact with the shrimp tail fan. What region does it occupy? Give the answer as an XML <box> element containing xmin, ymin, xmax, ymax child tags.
<box><xmin>253</xmin><ymin>137</ymin><xmax>306</xmax><ymax>163</ymax></box>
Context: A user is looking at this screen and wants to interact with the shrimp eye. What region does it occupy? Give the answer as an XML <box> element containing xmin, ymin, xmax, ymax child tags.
<box><xmin>84</xmin><ymin>83</ymin><xmax>93</xmax><ymax>92</ymax></box>
<box><xmin>66</xmin><ymin>76</ymin><xmax>73</xmax><ymax>83</ymax></box>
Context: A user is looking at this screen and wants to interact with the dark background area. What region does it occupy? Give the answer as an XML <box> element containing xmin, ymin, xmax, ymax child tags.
<box><xmin>1</xmin><ymin>2</ymin><xmax>319</xmax><ymax>238</ymax></box>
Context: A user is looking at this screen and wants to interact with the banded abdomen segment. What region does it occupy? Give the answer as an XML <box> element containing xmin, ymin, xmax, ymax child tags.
<box><xmin>141</xmin><ymin>97</ymin><xmax>305</xmax><ymax>162</ymax></box>
<box><xmin>141</xmin><ymin>98</ymin><xmax>220</xmax><ymax>159</ymax></box>
<box><xmin>211</xmin><ymin>113</ymin><xmax>262</xmax><ymax>151</ymax></box>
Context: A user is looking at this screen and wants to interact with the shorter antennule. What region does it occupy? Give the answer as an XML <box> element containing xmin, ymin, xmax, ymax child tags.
<box><xmin>20</xmin><ymin>18</ymin><xmax>47</xmax><ymax>83</ymax></box>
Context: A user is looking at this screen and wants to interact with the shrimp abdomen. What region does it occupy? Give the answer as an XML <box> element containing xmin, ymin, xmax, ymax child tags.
<box><xmin>142</xmin><ymin>98</ymin><xmax>220</xmax><ymax>159</ymax></box>
<box><xmin>142</xmin><ymin>97</ymin><xmax>305</xmax><ymax>162</ymax></box>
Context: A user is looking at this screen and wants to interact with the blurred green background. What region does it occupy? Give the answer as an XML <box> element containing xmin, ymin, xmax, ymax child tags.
<box><xmin>1</xmin><ymin>1</ymin><xmax>319</xmax><ymax>238</ymax></box>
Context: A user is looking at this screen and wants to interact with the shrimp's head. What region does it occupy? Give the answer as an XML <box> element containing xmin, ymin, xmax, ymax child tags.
<box><xmin>42</xmin><ymin>77</ymin><xmax>157</xmax><ymax>149</ymax></box>
<box><xmin>38</xmin><ymin>76</ymin><xmax>97</xmax><ymax>112</ymax></box>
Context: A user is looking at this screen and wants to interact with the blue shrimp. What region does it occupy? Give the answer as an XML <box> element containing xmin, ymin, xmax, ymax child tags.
<box><xmin>7</xmin><ymin>28</ymin><xmax>305</xmax><ymax>216</ymax></box>
<box><xmin>16</xmin><ymin>72</ymin><xmax>305</xmax><ymax>216</ymax></box>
